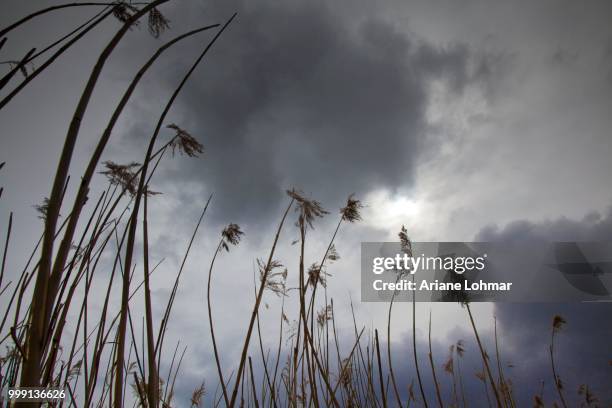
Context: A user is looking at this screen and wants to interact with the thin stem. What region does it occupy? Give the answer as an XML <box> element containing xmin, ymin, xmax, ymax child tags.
<box><xmin>387</xmin><ymin>287</ymin><xmax>403</xmax><ymax>408</ymax></box>
<box><xmin>374</xmin><ymin>329</ymin><xmax>387</xmax><ymax>408</ymax></box>
<box><xmin>412</xmin><ymin>275</ymin><xmax>428</xmax><ymax>407</ymax></box>
<box><xmin>248</xmin><ymin>356</ymin><xmax>260</xmax><ymax>408</ymax></box>
<box><xmin>0</xmin><ymin>212</ymin><xmax>12</xmax><ymax>289</ymax></box>
<box><xmin>428</xmin><ymin>311</ymin><xmax>443</xmax><ymax>408</ymax></box>
<box><xmin>465</xmin><ymin>303</ymin><xmax>502</xmax><ymax>408</ymax></box>
<box><xmin>229</xmin><ymin>199</ymin><xmax>294</xmax><ymax>407</ymax></box>
<box><xmin>142</xmin><ymin>193</ymin><xmax>159</xmax><ymax>407</ymax></box>
<box><xmin>550</xmin><ymin>328</ymin><xmax>568</xmax><ymax>408</ymax></box>
<box><xmin>207</xmin><ymin>240</ymin><xmax>230</xmax><ymax>406</ymax></box>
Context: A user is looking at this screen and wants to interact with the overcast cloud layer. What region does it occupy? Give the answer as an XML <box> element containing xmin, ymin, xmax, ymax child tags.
<box><xmin>121</xmin><ymin>0</ymin><xmax>493</xmax><ymax>227</ymax></box>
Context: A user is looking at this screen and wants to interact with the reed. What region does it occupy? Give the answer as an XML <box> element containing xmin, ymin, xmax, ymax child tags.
<box><xmin>550</xmin><ymin>315</ymin><xmax>568</xmax><ymax>408</ymax></box>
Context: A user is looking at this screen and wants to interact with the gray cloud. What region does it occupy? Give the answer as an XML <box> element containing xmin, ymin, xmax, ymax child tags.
<box><xmin>122</xmin><ymin>0</ymin><xmax>487</xmax><ymax>226</ymax></box>
<box><xmin>495</xmin><ymin>303</ymin><xmax>612</xmax><ymax>406</ymax></box>
<box><xmin>476</xmin><ymin>205</ymin><xmax>612</xmax><ymax>243</ymax></box>
<box><xmin>476</xmin><ymin>209</ymin><xmax>612</xmax><ymax>405</ymax></box>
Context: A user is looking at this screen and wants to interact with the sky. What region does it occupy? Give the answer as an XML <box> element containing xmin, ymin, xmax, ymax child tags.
<box><xmin>1</xmin><ymin>0</ymin><xmax>611</xmax><ymax>406</ymax></box>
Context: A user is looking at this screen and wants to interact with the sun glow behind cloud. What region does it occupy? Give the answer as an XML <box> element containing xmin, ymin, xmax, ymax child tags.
<box><xmin>363</xmin><ymin>190</ymin><xmax>421</xmax><ymax>234</ymax></box>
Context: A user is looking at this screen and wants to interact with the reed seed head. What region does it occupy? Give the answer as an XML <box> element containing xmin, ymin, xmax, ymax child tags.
<box><xmin>66</xmin><ymin>360</ymin><xmax>82</xmax><ymax>382</ymax></box>
<box><xmin>398</xmin><ymin>225</ymin><xmax>412</xmax><ymax>256</ymax></box>
<box><xmin>443</xmin><ymin>357</ymin><xmax>454</xmax><ymax>374</ymax></box>
<box><xmin>34</xmin><ymin>197</ymin><xmax>51</xmax><ymax>220</ymax></box>
<box><xmin>444</xmin><ymin>345</ymin><xmax>455</xmax><ymax>374</ymax></box>
<box><xmin>339</xmin><ymin>358</ymin><xmax>353</xmax><ymax>386</ymax></box>
<box><xmin>552</xmin><ymin>314</ymin><xmax>566</xmax><ymax>332</ymax></box>
<box><xmin>533</xmin><ymin>395</ymin><xmax>544</xmax><ymax>407</ymax></box>
<box><xmin>167</xmin><ymin>124</ymin><xmax>204</xmax><ymax>157</ymax></box>
<box><xmin>578</xmin><ymin>384</ymin><xmax>598</xmax><ymax>404</ymax></box>
<box><xmin>148</xmin><ymin>7</ymin><xmax>170</xmax><ymax>38</ymax></box>
<box><xmin>112</xmin><ymin>3</ymin><xmax>140</xmax><ymax>25</ymax></box>
<box><xmin>100</xmin><ymin>161</ymin><xmax>141</xmax><ymax>197</ymax></box>
<box><xmin>258</xmin><ymin>259</ymin><xmax>287</xmax><ymax>297</ymax></box>
<box><xmin>316</xmin><ymin>305</ymin><xmax>333</xmax><ymax>328</ymax></box>
<box><xmin>307</xmin><ymin>263</ymin><xmax>330</xmax><ymax>288</ymax></box>
<box><xmin>286</xmin><ymin>189</ymin><xmax>329</xmax><ymax>230</ymax></box>
<box><xmin>340</xmin><ymin>194</ymin><xmax>363</xmax><ymax>222</ymax></box>
<box><xmin>190</xmin><ymin>381</ymin><xmax>206</xmax><ymax>407</ymax></box>
<box><xmin>556</xmin><ymin>377</ymin><xmax>564</xmax><ymax>390</ymax></box>
<box><xmin>456</xmin><ymin>340</ymin><xmax>465</xmax><ymax>358</ymax></box>
<box><xmin>221</xmin><ymin>223</ymin><xmax>243</xmax><ymax>251</ymax></box>
<box><xmin>326</xmin><ymin>244</ymin><xmax>340</xmax><ymax>262</ymax></box>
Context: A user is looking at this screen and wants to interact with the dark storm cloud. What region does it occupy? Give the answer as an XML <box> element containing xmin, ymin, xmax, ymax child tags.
<box><xmin>475</xmin><ymin>205</ymin><xmax>612</xmax><ymax>243</ymax></box>
<box><xmin>475</xmin><ymin>208</ymin><xmax>612</xmax><ymax>405</ymax></box>
<box><xmin>495</xmin><ymin>303</ymin><xmax>612</xmax><ymax>406</ymax></box>
<box><xmin>135</xmin><ymin>0</ymin><xmax>486</xmax><ymax>225</ymax></box>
